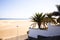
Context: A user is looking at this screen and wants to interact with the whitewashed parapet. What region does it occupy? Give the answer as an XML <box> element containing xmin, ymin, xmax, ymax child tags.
<box><xmin>29</xmin><ymin>23</ymin><xmax>60</xmax><ymax>38</ymax></box>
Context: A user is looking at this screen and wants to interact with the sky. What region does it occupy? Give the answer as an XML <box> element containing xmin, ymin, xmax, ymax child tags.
<box><xmin>0</xmin><ymin>0</ymin><xmax>60</xmax><ymax>18</ymax></box>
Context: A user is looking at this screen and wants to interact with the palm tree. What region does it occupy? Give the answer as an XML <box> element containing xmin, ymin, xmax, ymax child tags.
<box><xmin>56</xmin><ymin>5</ymin><xmax>60</xmax><ymax>12</ymax></box>
<box><xmin>31</xmin><ymin>13</ymin><xmax>57</xmax><ymax>29</ymax></box>
<box><xmin>52</xmin><ymin>12</ymin><xmax>60</xmax><ymax>16</ymax></box>
<box><xmin>45</xmin><ymin>13</ymin><xmax>57</xmax><ymax>24</ymax></box>
<box><xmin>51</xmin><ymin>5</ymin><xmax>60</xmax><ymax>16</ymax></box>
<box><xmin>57</xmin><ymin>17</ymin><xmax>60</xmax><ymax>23</ymax></box>
<box><xmin>31</xmin><ymin>13</ymin><xmax>45</xmax><ymax>29</ymax></box>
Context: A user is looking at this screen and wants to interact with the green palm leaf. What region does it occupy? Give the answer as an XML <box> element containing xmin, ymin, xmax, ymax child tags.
<box><xmin>31</xmin><ymin>13</ymin><xmax>45</xmax><ymax>29</ymax></box>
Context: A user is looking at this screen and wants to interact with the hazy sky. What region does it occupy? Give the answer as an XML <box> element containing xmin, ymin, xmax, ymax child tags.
<box><xmin>0</xmin><ymin>0</ymin><xmax>60</xmax><ymax>18</ymax></box>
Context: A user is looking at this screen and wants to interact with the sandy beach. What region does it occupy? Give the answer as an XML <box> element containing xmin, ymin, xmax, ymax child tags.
<box><xmin>5</xmin><ymin>34</ymin><xmax>28</xmax><ymax>40</ymax></box>
<box><xmin>0</xmin><ymin>20</ymin><xmax>33</xmax><ymax>40</ymax></box>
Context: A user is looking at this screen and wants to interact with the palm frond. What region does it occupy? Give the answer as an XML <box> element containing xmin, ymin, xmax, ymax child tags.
<box><xmin>32</xmin><ymin>13</ymin><xmax>45</xmax><ymax>22</ymax></box>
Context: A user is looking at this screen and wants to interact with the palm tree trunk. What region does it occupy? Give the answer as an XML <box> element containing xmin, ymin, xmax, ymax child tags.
<box><xmin>38</xmin><ymin>22</ymin><xmax>41</xmax><ymax>29</ymax></box>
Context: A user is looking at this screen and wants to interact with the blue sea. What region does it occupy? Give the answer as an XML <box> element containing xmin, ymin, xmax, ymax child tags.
<box><xmin>0</xmin><ymin>18</ymin><xmax>30</xmax><ymax>20</ymax></box>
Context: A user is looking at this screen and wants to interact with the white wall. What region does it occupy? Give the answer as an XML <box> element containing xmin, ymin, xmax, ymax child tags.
<box><xmin>29</xmin><ymin>24</ymin><xmax>60</xmax><ymax>38</ymax></box>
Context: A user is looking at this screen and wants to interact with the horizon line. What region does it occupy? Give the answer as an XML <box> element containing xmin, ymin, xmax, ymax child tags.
<box><xmin>0</xmin><ymin>18</ymin><xmax>30</xmax><ymax>20</ymax></box>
